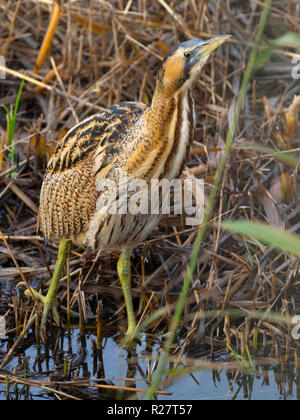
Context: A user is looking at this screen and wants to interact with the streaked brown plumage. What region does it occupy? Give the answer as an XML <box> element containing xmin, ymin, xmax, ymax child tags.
<box><xmin>40</xmin><ymin>94</ymin><xmax>195</xmax><ymax>249</ymax></box>
<box><xmin>40</xmin><ymin>103</ymin><xmax>148</xmax><ymax>247</ymax></box>
<box><xmin>30</xmin><ymin>35</ymin><xmax>231</xmax><ymax>340</ymax></box>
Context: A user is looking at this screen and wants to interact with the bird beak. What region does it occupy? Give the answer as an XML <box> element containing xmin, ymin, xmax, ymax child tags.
<box><xmin>198</xmin><ymin>34</ymin><xmax>231</xmax><ymax>58</ymax></box>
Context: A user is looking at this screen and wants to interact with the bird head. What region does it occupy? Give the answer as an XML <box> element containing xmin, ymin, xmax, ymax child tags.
<box><xmin>156</xmin><ymin>35</ymin><xmax>231</xmax><ymax>97</ymax></box>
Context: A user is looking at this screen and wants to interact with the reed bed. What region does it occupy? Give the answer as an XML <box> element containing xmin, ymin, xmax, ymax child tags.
<box><xmin>0</xmin><ymin>0</ymin><xmax>299</xmax><ymax>400</ymax></box>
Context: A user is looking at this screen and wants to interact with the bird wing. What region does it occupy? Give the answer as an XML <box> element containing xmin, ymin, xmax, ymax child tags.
<box><xmin>39</xmin><ymin>102</ymin><xmax>148</xmax><ymax>243</ymax></box>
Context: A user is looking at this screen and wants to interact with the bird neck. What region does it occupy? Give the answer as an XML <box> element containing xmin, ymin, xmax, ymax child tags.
<box><xmin>144</xmin><ymin>87</ymin><xmax>195</xmax><ymax>179</ymax></box>
<box><xmin>122</xmin><ymin>88</ymin><xmax>195</xmax><ymax>180</ymax></box>
<box><xmin>149</xmin><ymin>87</ymin><xmax>179</xmax><ymax>136</ymax></box>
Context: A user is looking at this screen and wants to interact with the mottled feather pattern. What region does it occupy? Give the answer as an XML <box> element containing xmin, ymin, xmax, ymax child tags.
<box><xmin>40</xmin><ymin>93</ymin><xmax>195</xmax><ymax>249</ymax></box>
<box><xmin>40</xmin><ymin>102</ymin><xmax>148</xmax><ymax>245</ymax></box>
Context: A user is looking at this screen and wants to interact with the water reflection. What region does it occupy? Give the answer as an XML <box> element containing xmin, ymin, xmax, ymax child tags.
<box><xmin>0</xmin><ymin>325</ymin><xmax>299</xmax><ymax>400</ymax></box>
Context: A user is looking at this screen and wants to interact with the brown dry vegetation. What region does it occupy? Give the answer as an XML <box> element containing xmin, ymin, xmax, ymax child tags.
<box><xmin>0</xmin><ymin>0</ymin><xmax>299</xmax><ymax>400</ymax></box>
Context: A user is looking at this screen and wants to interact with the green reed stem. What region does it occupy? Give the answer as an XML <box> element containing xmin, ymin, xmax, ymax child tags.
<box><xmin>146</xmin><ymin>0</ymin><xmax>274</xmax><ymax>400</ymax></box>
<box><xmin>1</xmin><ymin>79</ymin><xmax>24</xmax><ymax>177</ymax></box>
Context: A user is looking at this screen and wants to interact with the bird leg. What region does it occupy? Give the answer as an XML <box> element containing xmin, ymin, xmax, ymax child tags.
<box><xmin>25</xmin><ymin>239</ymin><xmax>71</xmax><ymax>331</ymax></box>
<box><xmin>117</xmin><ymin>249</ymin><xmax>137</xmax><ymax>342</ymax></box>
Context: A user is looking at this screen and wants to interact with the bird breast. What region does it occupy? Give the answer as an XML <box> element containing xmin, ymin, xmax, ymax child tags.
<box><xmin>39</xmin><ymin>93</ymin><xmax>195</xmax><ymax>250</ymax></box>
<box><xmin>88</xmin><ymin>91</ymin><xmax>195</xmax><ymax>250</ymax></box>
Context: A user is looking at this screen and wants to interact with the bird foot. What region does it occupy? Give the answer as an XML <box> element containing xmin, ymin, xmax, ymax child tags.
<box><xmin>24</xmin><ymin>287</ymin><xmax>61</xmax><ymax>331</ymax></box>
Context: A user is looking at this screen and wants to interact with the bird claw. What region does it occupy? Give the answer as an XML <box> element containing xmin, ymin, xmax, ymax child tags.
<box><xmin>24</xmin><ymin>287</ymin><xmax>61</xmax><ymax>331</ymax></box>
<box><xmin>40</xmin><ymin>297</ymin><xmax>61</xmax><ymax>330</ymax></box>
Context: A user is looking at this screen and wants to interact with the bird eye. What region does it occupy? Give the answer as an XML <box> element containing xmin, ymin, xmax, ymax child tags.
<box><xmin>184</xmin><ymin>51</ymin><xmax>191</xmax><ymax>58</ymax></box>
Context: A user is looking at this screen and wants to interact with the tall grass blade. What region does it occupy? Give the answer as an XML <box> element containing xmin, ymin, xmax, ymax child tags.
<box><xmin>146</xmin><ymin>0</ymin><xmax>274</xmax><ymax>400</ymax></box>
<box><xmin>241</xmin><ymin>142</ymin><xmax>300</xmax><ymax>168</ymax></box>
<box><xmin>0</xmin><ymin>79</ymin><xmax>24</xmax><ymax>176</ymax></box>
<box><xmin>254</xmin><ymin>32</ymin><xmax>300</xmax><ymax>71</ymax></box>
<box><xmin>222</xmin><ymin>221</ymin><xmax>300</xmax><ymax>257</ymax></box>
<box><xmin>10</xmin><ymin>79</ymin><xmax>24</xmax><ymax>172</ymax></box>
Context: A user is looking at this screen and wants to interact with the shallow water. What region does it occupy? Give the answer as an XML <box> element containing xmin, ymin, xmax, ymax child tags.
<box><xmin>0</xmin><ymin>326</ymin><xmax>299</xmax><ymax>400</ymax></box>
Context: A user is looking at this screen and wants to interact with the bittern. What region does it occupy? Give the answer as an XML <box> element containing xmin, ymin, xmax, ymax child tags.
<box><xmin>27</xmin><ymin>35</ymin><xmax>231</xmax><ymax>340</ymax></box>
